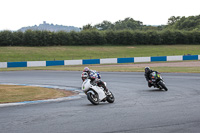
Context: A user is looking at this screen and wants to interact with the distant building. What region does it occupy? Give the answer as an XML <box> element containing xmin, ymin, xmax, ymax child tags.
<box><xmin>18</xmin><ymin>21</ymin><xmax>80</xmax><ymax>32</ymax></box>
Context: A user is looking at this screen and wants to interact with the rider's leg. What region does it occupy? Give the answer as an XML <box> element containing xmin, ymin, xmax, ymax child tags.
<box><xmin>98</xmin><ymin>80</ymin><xmax>108</xmax><ymax>92</ymax></box>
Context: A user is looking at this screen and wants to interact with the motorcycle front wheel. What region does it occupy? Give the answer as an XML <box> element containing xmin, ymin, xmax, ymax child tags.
<box><xmin>158</xmin><ymin>81</ymin><xmax>168</xmax><ymax>91</ymax></box>
<box><xmin>106</xmin><ymin>91</ymin><xmax>115</xmax><ymax>103</ymax></box>
<box><xmin>87</xmin><ymin>91</ymin><xmax>99</xmax><ymax>105</ymax></box>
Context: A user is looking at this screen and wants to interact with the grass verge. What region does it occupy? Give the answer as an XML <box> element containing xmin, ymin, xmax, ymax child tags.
<box><xmin>0</xmin><ymin>45</ymin><xmax>200</xmax><ymax>62</ymax></box>
<box><xmin>0</xmin><ymin>85</ymin><xmax>76</xmax><ymax>104</ymax></box>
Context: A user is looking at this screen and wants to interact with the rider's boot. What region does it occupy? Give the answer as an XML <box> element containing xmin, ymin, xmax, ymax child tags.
<box><xmin>148</xmin><ymin>82</ymin><xmax>152</xmax><ymax>88</ymax></box>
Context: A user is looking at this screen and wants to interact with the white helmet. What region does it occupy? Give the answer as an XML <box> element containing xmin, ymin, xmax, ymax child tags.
<box><xmin>81</xmin><ymin>72</ymin><xmax>88</xmax><ymax>81</ymax></box>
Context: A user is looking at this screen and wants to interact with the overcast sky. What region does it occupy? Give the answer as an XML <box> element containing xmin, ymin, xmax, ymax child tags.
<box><xmin>1</xmin><ymin>0</ymin><xmax>200</xmax><ymax>31</ymax></box>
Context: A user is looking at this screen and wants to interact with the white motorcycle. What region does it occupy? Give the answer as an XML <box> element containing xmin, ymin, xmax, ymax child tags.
<box><xmin>81</xmin><ymin>78</ymin><xmax>115</xmax><ymax>105</ymax></box>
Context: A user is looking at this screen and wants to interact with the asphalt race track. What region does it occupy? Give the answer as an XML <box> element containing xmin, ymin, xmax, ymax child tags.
<box><xmin>0</xmin><ymin>71</ymin><xmax>200</xmax><ymax>133</ymax></box>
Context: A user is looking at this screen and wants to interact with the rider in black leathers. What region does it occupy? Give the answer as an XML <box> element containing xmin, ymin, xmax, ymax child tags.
<box><xmin>144</xmin><ymin>67</ymin><xmax>158</xmax><ymax>88</ymax></box>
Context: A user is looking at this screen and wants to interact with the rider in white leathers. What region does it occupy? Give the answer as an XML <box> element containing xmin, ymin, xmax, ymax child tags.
<box><xmin>83</xmin><ymin>67</ymin><xmax>109</xmax><ymax>94</ymax></box>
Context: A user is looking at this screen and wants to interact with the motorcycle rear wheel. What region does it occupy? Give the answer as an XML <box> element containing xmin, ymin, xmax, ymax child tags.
<box><xmin>87</xmin><ymin>92</ymin><xmax>99</xmax><ymax>105</ymax></box>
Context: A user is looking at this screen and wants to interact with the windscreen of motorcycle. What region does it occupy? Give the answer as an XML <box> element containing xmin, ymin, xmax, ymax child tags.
<box><xmin>82</xmin><ymin>79</ymin><xmax>91</xmax><ymax>92</ymax></box>
<box><xmin>151</xmin><ymin>72</ymin><xmax>156</xmax><ymax>77</ymax></box>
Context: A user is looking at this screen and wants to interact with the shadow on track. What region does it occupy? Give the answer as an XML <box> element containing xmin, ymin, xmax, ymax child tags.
<box><xmin>84</xmin><ymin>102</ymin><xmax>114</xmax><ymax>106</ymax></box>
<box><xmin>145</xmin><ymin>89</ymin><xmax>166</xmax><ymax>92</ymax></box>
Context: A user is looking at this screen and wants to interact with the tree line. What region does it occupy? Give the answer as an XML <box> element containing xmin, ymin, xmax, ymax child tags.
<box><xmin>0</xmin><ymin>15</ymin><xmax>200</xmax><ymax>46</ymax></box>
<box><xmin>167</xmin><ymin>15</ymin><xmax>200</xmax><ymax>30</ymax></box>
<box><xmin>83</xmin><ymin>15</ymin><xmax>200</xmax><ymax>31</ymax></box>
<box><xmin>0</xmin><ymin>30</ymin><xmax>200</xmax><ymax>46</ymax></box>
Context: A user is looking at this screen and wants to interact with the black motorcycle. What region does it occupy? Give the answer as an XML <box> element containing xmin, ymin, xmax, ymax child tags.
<box><xmin>149</xmin><ymin>72</ymin><xmax>168</xmax><ymax>91</ymax></box>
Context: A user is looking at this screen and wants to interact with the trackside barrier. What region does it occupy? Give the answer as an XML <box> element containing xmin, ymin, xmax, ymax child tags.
<box><xmin>0</xmin><ymin>55</ymin><xmax>199</xmax><ymax>68</ymax></box>
<box><xmin>167</xmin><ymin>56</ymin><xmax>182</xmax><ymax>61</ymax></box>
<box><xmin>7</xmin><ymin>62</ymin><xmax>27</xmax><ymax>68</ymax></box>
<box><xmin>151</xmin><ymin>56</ymin><xmax>167</xmax><ymax>62</ymax></box>
<box><xmin>27</xmin><ymin>61</ymin><xmax>46</xmax><ymax>67</ymax></box>
<box><xmin>46</xmin><ymin>60</ymin><xmax>64</xmax><ymax>66</ymax></box>
<box><xmin>117</xmin><ymin>57</ymin><xmax>134</xmax><ymax>63</ymax></box>
<box><xmin>183</xmin><ymin>55</ymin><xmax>198</xmax><ymax>60</ymax></box>
<box><xmin>0</xmin><ymin>62</ymin><xmax>7</xmax><ymax>68</ymax></box>
<box><xmin>134</xmin><ymin>57</ymin><xmax>150</xmax><ymax>63</ymax></box>
<box><xmin>64</xmin><ymin>60</ymin><xmax>82</xmax><ymax>65</ymax></box>
<box><xmin>100</xmin><ymin>58</ymin><xmax>117</xmax><ymax>64</ymax></box>
<box><xmin>83</xmin><ymin>59</ymin><xmax>100</xmax><ymax>65</ymax></box>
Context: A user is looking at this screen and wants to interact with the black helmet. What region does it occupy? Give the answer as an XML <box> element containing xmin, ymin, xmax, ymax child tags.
<box><xmin>145</xmin><ymin>67</ymin><xmax>150</xmax><ymax>73</ymax></box>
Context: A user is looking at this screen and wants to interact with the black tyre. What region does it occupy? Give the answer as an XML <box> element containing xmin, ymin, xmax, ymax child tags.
<box><xmin>87</xmin><ymin>91</ymin><xmax>99</xmax><ymax>105</ymax></box>
<box><xmin>159</xmin><ymin>81</ymin><xmax>168</xmax><ymax>91</ymax></box>
<box><xmin>106</xmin><ymin>91</ymin><xmax>115</xmax><ymax>103</ymax></box>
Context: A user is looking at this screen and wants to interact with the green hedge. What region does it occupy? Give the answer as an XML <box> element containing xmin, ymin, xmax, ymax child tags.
<box><xmin>0</xmin><ymin>30</ymin><xmax>200</xmax><ymax>46</ymax></box>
